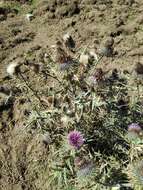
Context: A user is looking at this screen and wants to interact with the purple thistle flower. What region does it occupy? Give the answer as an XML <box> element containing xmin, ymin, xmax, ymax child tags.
<box><xmin>67</xmin><ymin>131</ymin><xmax>84</xmax><ymax>149</ymax></box>
<box><xmin>128</xmin><ymin>123</ymin><xmax>142</xmax><ymax>134</ymax></box>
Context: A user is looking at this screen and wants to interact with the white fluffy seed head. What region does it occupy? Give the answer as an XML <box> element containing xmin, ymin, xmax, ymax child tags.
<box><xmin>63</xmin><ymin>33</ymin><xmax>70</xmax><ymax>42</ymax></box>
<box><xmin>79</xmin><ymin>54</ymin><xmax>89</xmax><ymax>65</ymax></box>
<box><xmin>44</xmin><ymin>53</ymin><xmax>48</xmax><ymax>58</ymax></box>
<box><xmin>26</xmin><ymin>13</ymin><xmax>33</xmax><ymax>21</ymax></box>
<box><xmin>6</xmin><ymin>62</ymin><xmax>19</xmax><ymax>76</ymax></box>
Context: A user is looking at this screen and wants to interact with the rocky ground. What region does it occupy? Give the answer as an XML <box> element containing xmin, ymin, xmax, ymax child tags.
<box><xmin>0</xmin><ymin>0</ymin><xmax>143</xmax><ymax>190</ymax></box>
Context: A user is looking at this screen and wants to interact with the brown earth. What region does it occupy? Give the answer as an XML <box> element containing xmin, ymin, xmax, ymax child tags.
<box><xmin>0</xmin><ymin>0</ymin><xmax>143</xmax><ymax>189</ymax></box>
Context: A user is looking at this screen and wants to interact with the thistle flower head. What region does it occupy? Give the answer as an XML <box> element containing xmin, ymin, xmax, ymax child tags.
<box><xmin>128</xmin><ymin>123</ymin><xmax>142</xmax><ymax>134</ymax></box>
<box><xmin>67</xmin><ymin>130</ymin><xmax>84</xmax><ymax>149</ymax></box>
<box><xmin>54</xmin><ymin>42</ymin><xmax>73</xmax><ymax>70</ymax></box>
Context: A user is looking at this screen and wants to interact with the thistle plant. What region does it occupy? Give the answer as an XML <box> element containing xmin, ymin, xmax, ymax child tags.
<box><xmin>10</xmin><ymin>34</ymin><xmax>143</xmax><ymax>190</ymax></box>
